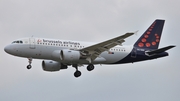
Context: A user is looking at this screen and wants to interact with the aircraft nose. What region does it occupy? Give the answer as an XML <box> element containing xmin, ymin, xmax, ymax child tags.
<box><xmin>4</xmin><ymin>45</ymin><xmax>11</xmax><ymax>53</ymax></box>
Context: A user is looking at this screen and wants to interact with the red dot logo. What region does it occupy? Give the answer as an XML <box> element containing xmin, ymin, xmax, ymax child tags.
<box><xmin>144</xmin><ymin>35</ymin><xmax>149</xmax><ymax>38</ymax></box>
<box><xmin>156</xmin><ymin>39</ymin><xmax>160</xmax><ymax>42</ymax></box>
<box><xmin>37</xmin><ymin>39</ymin><xmax>42</xmax><ymax>43</ymax></box>
<box><xmin>147</xmin><ymin>32</ymin><xmax>151</xmax><ymax>34</ymax></box>
<box><xmin>138</xmin><ymin>43</ymin><xmax>144</xmax><ymax>47</ymax></box>
<box><xmin>141</xmin><ymin>38</ymin><xmax>146</xmax><ymax>42</ymax></box>
<box><xmin>152</xmin><ymin>42</ymin><xmax>156</xmax><ymax>46</ymax></box>
<box><xmin>156</xmin><ymin>36</ymin><xmax>160</xmax><ymax>39</ymax></box>
<box><xmin>146</xmin><ymin>43</ymin><xmax>151</xmax><ymax>47</ymax></box>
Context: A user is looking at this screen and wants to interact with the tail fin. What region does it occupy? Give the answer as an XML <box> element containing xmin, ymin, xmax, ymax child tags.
<box><xmin>134</xmin><ymin>19</ymin><xmax>165</xmax><ymax>49</ymax></box>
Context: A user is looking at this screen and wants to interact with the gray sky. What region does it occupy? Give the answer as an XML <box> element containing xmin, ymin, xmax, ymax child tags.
<box><xmin>0</xmin><ymin>0</ymin><xmax>179</xmax><ymax>101</ymax></box>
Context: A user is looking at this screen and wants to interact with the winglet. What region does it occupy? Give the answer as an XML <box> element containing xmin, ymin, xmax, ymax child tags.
<box><xmin>126</xmin><ymin>30</ymin><xmax>138</xmax><ymax>37</ymax></box>
<box><xmin>134</xmin><ymin>30</ymin><xmax>138</xmax><ymax>35</ymax></box>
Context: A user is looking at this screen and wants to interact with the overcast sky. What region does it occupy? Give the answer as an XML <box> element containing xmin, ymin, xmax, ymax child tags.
<box><xmin>0</xmin><ymin>0</ymin><xmax>179</xmax><ymax>101</ymax></box>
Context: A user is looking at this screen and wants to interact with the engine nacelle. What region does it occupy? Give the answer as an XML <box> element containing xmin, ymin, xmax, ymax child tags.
<box><xmin>60</xmin><ymin>50</ymin><xmax>81</xmax><ymax>62</ymax></box>
<box><xmin>42</xmin><ymin>60</ymin><xmax>67</xmax><ymax>72</ymax></box>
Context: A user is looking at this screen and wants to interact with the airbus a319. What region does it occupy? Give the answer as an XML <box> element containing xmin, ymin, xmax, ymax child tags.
<box><xmin>4</xmin><ymin>19</ymin><xmax>175</xmax><ymax>77</ymax></box>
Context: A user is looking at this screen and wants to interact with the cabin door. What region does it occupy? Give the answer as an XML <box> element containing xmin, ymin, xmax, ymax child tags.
<box><xmin>29</xmin><ymin>38</ymin><xmax>36</xmax><ymax>49</ymax></box>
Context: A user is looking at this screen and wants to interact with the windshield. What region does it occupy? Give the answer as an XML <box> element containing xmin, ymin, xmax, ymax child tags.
<box><xmin>12</xmin><ymin>40</ymin><xmax>23</xmax><ymax>44</ymax></box>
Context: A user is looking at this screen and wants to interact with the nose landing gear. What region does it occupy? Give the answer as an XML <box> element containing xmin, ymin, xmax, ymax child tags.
<box><xmin>27</xmin><ymin>65</ymin><xmax>32</xmax><ymax>69</ymax></box>
<box><xmin>27</xmin><ymin>58</ymin><xmax>32</xmax><ymax>69</ymax></box>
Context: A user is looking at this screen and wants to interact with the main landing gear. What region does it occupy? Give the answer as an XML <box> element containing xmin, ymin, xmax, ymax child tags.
<box><xmin>73</xmin><ymin>64</ymin><xmax>95</xmax><ymax>78</ymax></box>
<box><xmin>87</xmin><ymin>64</ymin><xmax>94</xmax><ymax>71</ymax></box>
<box><xmin>27</xmin><ymin>58</ymin><xmax>32</xmax><ymax>69</ymax></box>
<box><xmin>73</xmin><ymin>65</ymin><xmax>81</xmax><ymax>78</ymax></box>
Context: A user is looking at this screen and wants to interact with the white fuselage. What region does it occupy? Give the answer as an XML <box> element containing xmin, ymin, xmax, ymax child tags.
<box><xmin>4</xmin><ymin>37</ymin><xmax>133</xmax><ymax>65</ymax></box>
<box><xmin>4</xmin><ymin>20</ymin><xmax>172</xmax><ymax>77</ymax></box>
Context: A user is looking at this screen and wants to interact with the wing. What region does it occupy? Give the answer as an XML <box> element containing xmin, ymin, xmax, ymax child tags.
<box><xmin>79</xmin><ymin>31</ymin><xmax>137</xmax><ymax>63</ymax></box>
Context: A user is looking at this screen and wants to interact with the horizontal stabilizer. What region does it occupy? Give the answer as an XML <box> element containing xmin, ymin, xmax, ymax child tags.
<box><xmin>145</xmin><ymin>45</ymin><xmax>175</xmax><ymax>56</ymax></box>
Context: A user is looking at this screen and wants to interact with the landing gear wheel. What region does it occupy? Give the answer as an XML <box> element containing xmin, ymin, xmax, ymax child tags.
<box><xmin>87</xmin><ymin>64</ymin><xmax>94</xmax><ymax>71</ymax></box>
<box><xmin>74</xmin><ymin>70</ymin><xmax>81</xmax><ymax>78</ymax></box>
<box><xmin>27</xmin><ymin>58</ymin><xmax>32</xmax><ymax>69</ymax></box>
<box><xmin>27</xmin><ymin>65</ymin><xmax>32</xmax><ymax>69</ymax></box>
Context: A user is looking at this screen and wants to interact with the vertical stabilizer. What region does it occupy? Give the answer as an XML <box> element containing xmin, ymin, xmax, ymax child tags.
<box><xmin>134</xmin><ymin>19</ymin><xmax>165</xmax><ymax>49</ymax></box>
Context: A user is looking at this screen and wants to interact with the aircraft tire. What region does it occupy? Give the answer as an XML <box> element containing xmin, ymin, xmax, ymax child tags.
<box><xmin>87</xmin><ymin>64</ymin><xmax>94</xmax><ymax>71</ymax></box>
<box><xmin>27</xmin><ymin>65</ymin><xmax>32</xmax><ymax>69</ymax></box>
<box><xmin>74</xmin><ymin>70</ymin><xmax>81</xmax><ymax>78</ymax></box>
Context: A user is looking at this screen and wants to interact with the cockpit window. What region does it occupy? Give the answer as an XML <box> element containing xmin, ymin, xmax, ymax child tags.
<box><xmin>12</xmin><ymin>41</ymin><xmax>16</xmax><ymax>43</ymax></box>
<box><xmin>12</xmin><ymin>40</ymin><xmax>23</xmax><ymax>44</ymax></box>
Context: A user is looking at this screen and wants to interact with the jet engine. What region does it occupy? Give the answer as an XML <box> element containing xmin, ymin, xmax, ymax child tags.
<box><xmin>42</xmin><ymin>60</ymin><xmax>67</xmax><ymax>72</ymax></box>
<box><xmin>60</xmin><ymin>50</ymin><xmax>81</xmax><ymax>61</ymax></box>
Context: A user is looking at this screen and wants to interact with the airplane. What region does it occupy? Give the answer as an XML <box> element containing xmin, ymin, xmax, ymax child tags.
<box><xmin>4</xmin><ymin>19</ymin><xmax>175</xmax><ymax>78</ymax></box>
